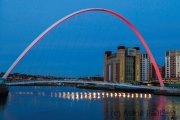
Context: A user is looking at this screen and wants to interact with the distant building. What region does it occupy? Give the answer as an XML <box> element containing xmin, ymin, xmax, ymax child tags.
<box><xmin>91</xmin><ymin>75</ymin><xmax>104</xmax><ymax>81</ymax></box>
<box><xmin>140</xmin><ymin>53</ymin><xmax>165</xmax><ymax>81</ymax></box>
<box><xmin>140</xmin><ymin>53</ymin><xmax>150</xmax><ymax>81</ymax></box>
<box><xmin>159</xmin><ymin>65</ymin><xmax>165</xmax><ymax>78</ymax></box>
<box><xmin>149</xmin><ymin>63</ymin><xmax>165</xmax><ymax>80</ymax></box>
<box><xmin>165</xmin><ymin>50</ymin><xmax>180</xmax><ymax>78</ymax></box>
<box><xmin>104</xmin><ymin>46</ymin><xmax>141</xmax><ymax>83</ymax></box>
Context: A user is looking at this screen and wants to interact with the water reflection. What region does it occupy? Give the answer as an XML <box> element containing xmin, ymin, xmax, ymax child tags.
<box><xmin>0</xmin><ymin>96</ymin><xmax>8</xmax><ymax>120</ymax></box>
<box><xmin>1</xmin><ymin>86</ymin><xmax>180</xmax><ymax>120</ymax></box>
<box><xmin>10</xmin><ymin>92</ymin><xmax>152</xmax><ymax>100</ymax></box>
<box><xmin>0</xmin><ymin>96</ymin><xmax>7</xmax><ymax>110</ymax></box>
<box><xmin>103</xmin><ymin>93</ymin><xmax>178</xmax><ymax>120</ymax></box>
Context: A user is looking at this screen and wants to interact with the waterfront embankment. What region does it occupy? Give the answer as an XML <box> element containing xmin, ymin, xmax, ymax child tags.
<box><xmin>0</xmin><ymin>84</ymin><xmax>8</xmax><ymax>96</ymax></box>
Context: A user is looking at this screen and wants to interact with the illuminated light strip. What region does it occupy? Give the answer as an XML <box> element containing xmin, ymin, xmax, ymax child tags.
<box><xmin>2</xmin><ymin>8</ymin><xmax>164</xmax><ymax>89</ymax></box>
<box><xmin>14</xmin><ymin>92</ymin><xmax>152</xmax><ymax>99</ymax></box>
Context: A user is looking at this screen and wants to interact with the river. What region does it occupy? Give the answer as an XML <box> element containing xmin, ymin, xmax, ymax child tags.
<box><xmin>0</xmin><ymin>86</ymin><xmax>180</xmax><ymax>120</ymax></box>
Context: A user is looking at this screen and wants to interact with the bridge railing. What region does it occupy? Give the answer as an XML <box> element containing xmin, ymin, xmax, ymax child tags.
<box><xmin>6</xmin><ymin>80</ymin><xmax>180</xmax><ymax>90</ymax></box>
<box><xmin>5</xmin><ymin>79</ymin><xmax>64</xmax><ymax>83</ymax></box>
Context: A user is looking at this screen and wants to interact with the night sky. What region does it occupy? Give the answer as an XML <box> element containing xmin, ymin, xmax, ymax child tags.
<box><xmin>1</xmin><ymin>0</ymin><xmax>180</xmax><ymax>77</ymax></box>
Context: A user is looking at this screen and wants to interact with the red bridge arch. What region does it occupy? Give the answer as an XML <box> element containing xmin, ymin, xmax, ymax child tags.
<box><xmin>2</xmin><ymin>8</ymin><xmax>165</xmax><ymax>88</ymax></box>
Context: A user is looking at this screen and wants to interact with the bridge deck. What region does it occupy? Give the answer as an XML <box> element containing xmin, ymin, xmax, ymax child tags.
<box><xmin>5</xmin><ymin>80</ymin><xmax>168</xmax><ymax>90</ymax></box>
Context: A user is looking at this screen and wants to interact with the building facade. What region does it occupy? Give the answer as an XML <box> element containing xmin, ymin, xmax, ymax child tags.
<box><xmin>140</xmin><ymin>53</ymin><xmax>165</xmax><ymax>81</ymax></box>
<box><xmin>140</xmin><ymin>53</ymin><xmax>150</xmax><ymax>81</ymax></box>
<box><xmin>165</xmin><ymin>50</ymin><xmax>180</xmax><ymax>78</ymax></box>
<box><xmin>104</xmin><ymin>46</ymin><xmax>141</xmax><ymax>83</ymax></box>
<box><xmin>149</xmin><ymin>63</ymin><xmax>165</xmax><ymax>80</ymax></box>
<box><xmin>91</xmin><ymin>75</ymin><xmax>104</xmax><ymax>81</ymax></box>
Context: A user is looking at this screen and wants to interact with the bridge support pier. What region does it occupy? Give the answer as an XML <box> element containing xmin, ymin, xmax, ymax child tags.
<box><xmin>0</xmin><ymin>78</ymin><xmax>9</xmax><ymax>96</ymax></box>
<box><xmin>159</xmin><ymin>87</ymin><xmax>166</xmax><ymax>90</ymax></box>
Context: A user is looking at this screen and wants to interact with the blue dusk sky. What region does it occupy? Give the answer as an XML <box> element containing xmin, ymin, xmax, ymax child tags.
<box><xmin>0</xmin><ymin>0</ymin><xmax>180</xmax><ymax>77</ymax></box>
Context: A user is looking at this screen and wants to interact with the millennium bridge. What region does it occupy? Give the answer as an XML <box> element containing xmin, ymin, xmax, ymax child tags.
<box><xmin>5</xmin><ymin>79</ymin><xmax>168</xmax><ymax>90</ymax></box>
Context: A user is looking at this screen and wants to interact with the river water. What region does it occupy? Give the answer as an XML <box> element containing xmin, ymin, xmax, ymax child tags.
<box><xmin>0</xmin><ymin>86</ymin><xmax>180</xmax><ymax>120</ymax></box>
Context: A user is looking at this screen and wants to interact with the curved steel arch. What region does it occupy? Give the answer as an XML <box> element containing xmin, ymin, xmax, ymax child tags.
<box><xmin>2</xmin><ymin>8</ymin><xmax>165</xmax><ymax>88</ymax></box>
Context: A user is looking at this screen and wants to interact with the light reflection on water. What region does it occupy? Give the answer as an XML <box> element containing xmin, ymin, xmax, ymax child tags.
<box><xmin>0</xmin><ymin>86</ymin><xmax>180</xmax><ymax>120</ymax></box>
<box><xmin>10</xmin><ymin>91</ymin><xmax>152</xmax><ymax>101</ymax></box>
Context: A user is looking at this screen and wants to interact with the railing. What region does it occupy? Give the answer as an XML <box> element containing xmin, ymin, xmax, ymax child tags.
<box><xmin>6</xmin><ymin>80</ymin><xmax>180</xmax><ymax>90</ymax></box>
<box><xmin>5</xmin><ymin>79</ymin><xmax>65</xmax><ymax>83</ymax></box>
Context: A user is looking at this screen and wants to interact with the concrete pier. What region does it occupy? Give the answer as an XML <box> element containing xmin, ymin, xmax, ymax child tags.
<box><xmin>0</xmin><ymin>78</ymin><xmax>8</xmax><ymax>96</ymax></box>
<box><xmin>154</xmin><ymin>90</ymin><xmax>180</xmax><ymax>96</ymax></box>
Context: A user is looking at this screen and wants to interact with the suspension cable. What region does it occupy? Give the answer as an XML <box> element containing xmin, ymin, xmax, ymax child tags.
<box><xmin>69</xmin><ymin>13</ymin><xmax>96</xmax><ymax>78</ymax></box>
<box><xmin>62</xmin><ymin>15</ymin><xmax>87</xmax><ymax>78</ymax></box>
<box><xmin>55</xmin><ymin>15</ymin><xmax>78</xmax><ymax>78</ymax></box>
<box><xmin>78</xmin><ymin>13</ymin><xmax>106</xmax><ymax>78</ymax></box>
<box><xmin>47</xmin><ymin>21</ymin><xmax>68</xmax><ymax>79</ymax></box>
<box><xmin>87</xmin><ymin>15</ymin><xmax>115</xmax><ymax>77</ymax></box>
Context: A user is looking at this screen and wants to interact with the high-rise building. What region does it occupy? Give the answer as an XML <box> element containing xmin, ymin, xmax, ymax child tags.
<box><xmin>140</xmin><ymin>53</ymin><xmax>150</xmax><ymax>81</ymax></box>
<box><xmin>165</xmin><ymin>50</ymin><xmax>180</xmax><ymax>78</ymax></box>
<box><xmin>104</xmin><ymin>46</ymin><xmax>141</xmax><ymax>83</ymax></box>
<box><xmin>140</xmin><ymin>53</ymin><xmax>165</xmax><ymax>81</ymax></box>
<box><xmin>149</xmin><ymin>63</ymin><xmax>165</xmax><ymax>80</ymax></box>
